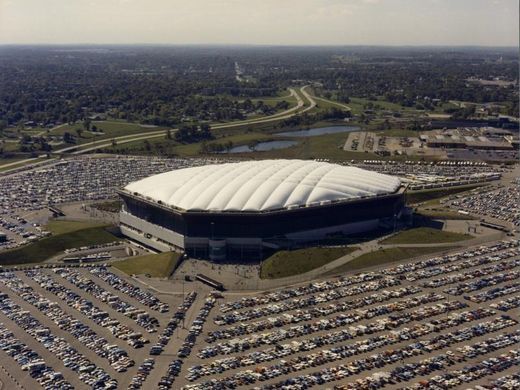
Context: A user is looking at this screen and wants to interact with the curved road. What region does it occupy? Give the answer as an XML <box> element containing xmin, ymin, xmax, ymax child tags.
<box><xmin>299</xmin><ymin>85</ymin><xmax>318</xmax><ymax>113</ymax></box>
<box><xmin>311</xmin><ymin>95</ymin><xmax>352</xmax><ymax>111</ymax></box>
<box><xmin>0</xmin><ymin>86</ymin><xmax>315</xmax><ymax>170</ymax></box>
<box><xmin>67</xmin><ymin>86</ymin><xmax>313</xmax><ymax>155</ymax></box>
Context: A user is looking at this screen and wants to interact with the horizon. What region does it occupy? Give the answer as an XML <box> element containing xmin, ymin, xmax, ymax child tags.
<box><xmin>0</xmin><ymin>43</ymin><xmax>518</xmax><ymax>50</ymax></box>
<box><xmin>1</xmin><ymin>0</ymin><xmax>518</xmax><ymax>47</ymax></box>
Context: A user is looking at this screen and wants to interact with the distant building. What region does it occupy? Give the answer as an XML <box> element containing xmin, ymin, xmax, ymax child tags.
<box><xmin>423</xmin><ymin>129</ymin><xmax>514</xmax><ymax>151</ymax></box>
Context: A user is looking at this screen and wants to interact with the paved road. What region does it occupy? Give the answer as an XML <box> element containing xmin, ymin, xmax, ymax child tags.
<box><xmin>173</xmin><ymin>226</ymin><xmax>505</xmax><ymax>292</ymax></box>
<box><xmin>64</xmin><ymin>87</ymin><xmax>308</xmax><ymax>155</ymax></box>
<box><xmin>0</xmin><ymin>123</ymin><xmax>71</xmax><ymax>171</ymax></box>
<box><xmin>312</xmin><ymin>95</ymin><xmax>352</xmax><ymax>111</ymax></box>
<box><xmin>298</xmin><ymin>85</ymin><xmax>318</xmax><ymax>114</ymax></box>
<box><xmin>174</xmin><ymin>241</ymin><xmax>520</xmax><ymax>389</ymax></box>
<box><xmin>0</xmin><ymin>87</ymin><xmax>311</xmax><ymax>170</ymax></box>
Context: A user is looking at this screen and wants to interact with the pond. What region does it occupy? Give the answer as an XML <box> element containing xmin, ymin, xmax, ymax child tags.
<box><xmin>223</xmin><ymin>140</ymin><xmax>298</xmax><ymax>153</ymax></box>
<box><xmin>274</xmin><ymin>125</ymin><xmax>360</xmax><ymax>137</ymax></box>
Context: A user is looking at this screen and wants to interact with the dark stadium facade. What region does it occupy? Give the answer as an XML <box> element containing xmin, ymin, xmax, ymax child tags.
<box><xmin>118</xmin><ymin>187</ymin><xmax>406</xmax><ymax>260</ymax></box>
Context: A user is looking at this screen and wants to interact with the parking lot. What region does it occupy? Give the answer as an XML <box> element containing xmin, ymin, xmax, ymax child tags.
<box><xmin>179</xmin><ymin>239</ymin><xmax>519</xmax><ymax>390</ymax></box>
<box><xmin>0</xmin><ymin>265</ymin><xmax>203</xmax><ymax>390</ymax></box>
<box><xmin>0</xmin><ymin>154</ymin><xmax>518</xmax><ymax>389</ymax></box>
<box><xmin>449</xmin><ymin>179</ymin><xmax>520</xmax><ymax>229</ymax></box>
<box><xmin>0</xmin><ymin>155</ymin><xmax>224</xmax><ymax>250</ymax></box>
<box><xmin>0</xmin><ymin>155</ymin><xmax>514</xmax><ymax>252</ymax></box>
<box><xmin>0</xmin><ymin>238</ymin><xmax>518</xmax><ymax>389</ymax></box>
<box><xmin>355</xmin><ymin>160</ymin><xmax>506</xmax><ymax>190</ymax></box>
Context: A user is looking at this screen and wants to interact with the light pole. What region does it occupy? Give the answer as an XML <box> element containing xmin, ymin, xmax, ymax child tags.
<box><xmin>210</xmin><ymin>221</ymin><xmax>215</xmax><ymax>262</ymax></box>
<box><xmin>182</xmin><ymin>279</ymin><xmax>185</xmax><ymax>329</ymax></box>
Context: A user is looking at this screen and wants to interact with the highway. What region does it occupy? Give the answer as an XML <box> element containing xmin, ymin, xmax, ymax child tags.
<box><xmin>67</xmin><ymin>86</ymin><xmax>312</xmax><ymax>155</ymax></box>
<box><xmin>0</xmin><ymin>86</ymin><xmax>315</xmax><ymax>170</ymax></box>
<box><xmin>311</xmin><ymin>95</ymin><xmax>352</xmax><ymax>111</ymax></box>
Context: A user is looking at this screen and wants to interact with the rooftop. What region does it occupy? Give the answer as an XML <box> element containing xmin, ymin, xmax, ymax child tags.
<box><xmin>123</xmin><ymin>159</ymin><xmax>401</xmax><ymax>212</ymax></box>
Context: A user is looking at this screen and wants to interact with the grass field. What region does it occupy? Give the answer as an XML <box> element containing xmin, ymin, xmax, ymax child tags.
<box><xmin>311</xmin><ymin>97</ymin><xmax>350</xmax><ymax>112</ymax></box>
<box><xmin>249</xmin><ymin>93</ymin><xmax>297</xmax><ymax>108</ymax></box>
<box><xmin>260</xmin><ymin>246</ymin><xmax>358</xmax><ymax>279</ymax></box>
<box><xmin>0</xmin><ymin>157</ymin><xmax>51</xmax><ymax>173</ymax></box>
<box><xmin>381</xmin><ymin>227</ymin><xmax>473</xmax><ymax>245</ymax></box>
<box><xmin>49</xmin><ymin>121</ymin><xmax>166</xmax><ymax>144</ymax></box>
<box><xmin>415</xmin><ymin>209</ymin><xmax>476</xmax><ymax>220</ymax></box>
<box><xmin>346</xmin><ymin>97</ymin><xmax>406</xmax><ymax>115</ymax></box>
<box><xmin>237</xmin><ymin>131</ymin><xmax>377</xmax><ymax>161</ymax></box>
<box><xmin>104</xmin><ymin>124</ymin><xmax>378</xmax><ymax>161</ymax></box>
<box><xmin>0</xmin><ymin>140</ymin><xmax>24</xmax><ymax>152</ymax></box>
<box><xmin>406</xmin><ymin>184</ymin><xmax>485</xmax><ymax>205</ymax></box>
<box><xmin>107</xmin><ymin>131</ymin><xmax>276</xmax><ymax>156</ymax></box>
<box><xmin>325</xmin><ymin>246</ymin><xmax>454</xmax><ymax>276</ymax></box>
<box><xmin>174</xmin><ymin>132</ymin><xmax>275</xmax><ymax>156</ymax></box>
<box><xmin>113</xmin><ymin>252</ymin><xmax>181</xmax><ymax>278</ymax></box>
<box><xmin>45</xmin><ymin>220</ymin><xmax>109</xmax><ymax>235</ymax></box>
<box><xmin>20</xmin><ymin>126</ymin><xmax>49</xmax><ymax>134</ymax></box>
<box><xmin>0</xmin><ymin>156</ymin><xmax>26</xmax><ymax>165</ymax></box>
<box><xmin>0</xmin><ymin>225</ymin><xmax>118</xmax><ymax>265</ymax></box>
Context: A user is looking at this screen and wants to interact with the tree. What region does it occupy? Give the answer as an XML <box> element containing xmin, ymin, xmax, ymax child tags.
<box><xmin>63</xmin><ymin>132</ymin><xmax>75</xmax><ymax>144</ymax></box>
<box><xmin>174</xmin><ymin>124</ymin><xmax>212</xmax><ymax>144</ymax></box>
<box><xmin>200</xmin><ymin>123</ymin><xmax>211</xmax><ymax>138</ymax></box>
<box><xmin>37</xmin><ymin>138</ymin><xmax>51</xmax><ymax>152</ymax></box>
<box><xmin>83</xmin><ymin>118</ymin><xmax>91</xmax><ymax>132</ymax></box>
<box><xmin>20</xmin><ymin>134</ymin><xmax>32</xmax><ymax>144</ymax></box>
<box><xmin>165</xmin><ymin>129</ymin><xmax>172</xmax><ymax>139</ymax></box>
<box><xmin>75</xmin><ymin>128</ymin><xmax>83</xmax><ymax>138</ymax></box>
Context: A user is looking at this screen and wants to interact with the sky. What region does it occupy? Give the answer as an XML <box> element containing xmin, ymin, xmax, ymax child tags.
<box><xmin>0</xmin><ymin>0</ymin><xmax>518</xmax><ymax>46</ymax></box>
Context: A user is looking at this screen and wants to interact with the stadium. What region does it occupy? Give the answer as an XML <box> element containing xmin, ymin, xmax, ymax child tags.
<box><xmin>118</xmin><ymin>160</ymin><xmax>406</xmax><ymax>260</ymax></box>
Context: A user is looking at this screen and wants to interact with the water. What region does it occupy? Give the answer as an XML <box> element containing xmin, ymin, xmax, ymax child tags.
<box><xmin>224</xmin><ymin>140</ymin><xmax>298</xmax><ymax>153</ymax></box>
<box><xmin>274</xmin><ymin>125</ymin><xmax>360</xmax><ymax>137</ymax></box>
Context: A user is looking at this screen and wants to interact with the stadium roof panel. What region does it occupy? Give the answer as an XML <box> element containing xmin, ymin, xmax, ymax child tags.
<box><xmin>124</xmin><ymin>159</ymin><xmax>401</xmax><ymax>212</ymax></box>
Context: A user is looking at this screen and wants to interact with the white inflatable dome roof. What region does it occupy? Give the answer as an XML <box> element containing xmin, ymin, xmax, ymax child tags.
<box><xmin>124</xmin><ymin>159</ymin><xmax>401</xmax><ymax>212</ymax></box>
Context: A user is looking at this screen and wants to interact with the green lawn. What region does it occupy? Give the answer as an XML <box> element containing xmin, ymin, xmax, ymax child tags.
<box><xmin>50</xmin><ymin>121</ymin><xmax>166</xmax><ymax>144</ymax></box>
<box><xmin>260</xmin><ymin>246</ymin><xmax>358</xmax><ymax>279</ymax></box>
<box><xmin>0</xmin><ymin>141</ymin><xmax>21</xmax><ymax>152</ymax></box>
<box><xmin>325</xmin><ymin>246</ymin><xmax>454</xmax><ymax>276</ymax></box>
<box><xmin>0</xmin><ymin>156</ymin><xmax>26</xmax><ymax>165</ymax></box>
<box><xmin>347</xmin><ymin>97</ymin><xmax>397</xmax><ymax>115</ymax></box>
<box><xmin>381</xmin><ymin>227</ymin><xmax>472</xmax><ymax>245</ymax></box>
<box><xmin>312</xmin><ymin>97</ymin><xmax>349</xmax><ymax>112</ymax></box>
<box><xmin>415</xmin><ymin>209</ymin><xmax>476</xmax><ymax>220</ymax></box>
<box><xmin>249</xmin><ymin>94</ymin><xmax>297</xmax><ymax>108</ymax></box>
<box><xmin>107</xmin><ymin>131</ymin><xmax>275</xmax><ymax>157</ymax></box>
<box><xmin>0</xmin><ymin>157</ymin><xmax>51</xmax><ymax>172</ymax></box>
<box><xmin>21</xmin><ymin>126</ymin><xmax>49</xmax><ymax>133</ymax></box>
<box><xmin>45</xmin><ymin>220</ymin><xmax>109</xmax><ymax>235</ymax></box>
<box><xmin>406</xmin><ymin>184</ymin><xmax>485</xmax><ymax>205</ymax></box>
<box><xmin>0</xmin><ymin>225</ymin><xmax>118</xmax><ymax>265</ymax></box>
<box><xmin>174</xmin><ymin>132</ymin><xmax>274</xmax><ymax>156</ymax></box>
<box><xmin>239</xmin><ymin>131</ymin><xmax>377</xmax><ymax>161</ymax></box>
<box><xmin>104</xmin><ymin>124</ymin><xmax>377</xmax><ymax>161</ymax></box>
<box><xmin>113</xmin><ymin>252</ymin><xmax>181</xmax><ymax>278</ymax></box>
<box><xmin>350</xmin><ymin>97</ymin><xmax>399</xmax><ymax>109</ymax></box>
<box><xmin>105</xmin><ymin>125</ymin><xmax>441</xmax><ymax>162</ymax></box>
